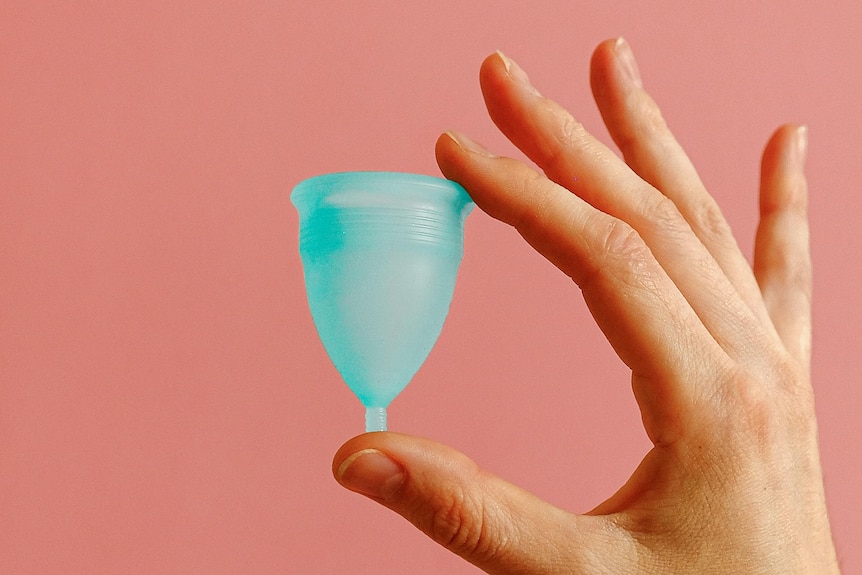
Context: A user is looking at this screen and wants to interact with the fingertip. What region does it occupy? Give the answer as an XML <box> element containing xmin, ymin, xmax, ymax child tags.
<box><xmin>443</xmin><ymin>130</ymin><xmax>496</xmax><ymax>157</ymax></box>
<box><xmin>797</xmin><ymin>125</ymin><xmax>809</xmax><ymax>166</ymax></box>
<box><xmin>787</xmin><ymin>124</ymin><xmax>809</xmax><ymax>170</ymax></box>
<box><xmin>478</xmin><ymin>52</ymin><xmax>503</xmax><ymax>103</ymax></box>
<box><xmin>591</xmin><ymin>37</ymin><xmax>644</xmax><ymax>106</ymax></box>
<box><xmin>760</xmin><ymin>124</ymin><xmax>809</xmax><ymax>213</ymax></box>
<box><xmin>590</xmin><ymin>37</ymin><xmax>621</xmax><ymax>68</ymax></box>
<box><xmin>435</xmin><ymin>130</ymin><xmax>501</xmax><ymax>206</ymax></box>
<box><xmin>479</xmin><ymin>50</ymin><xmax>545</xmax><ymax>120</ymax></box>
<box><xmin>479</xmin><ymin>50</ymin><xmax>508</xmax><ymax>84</ymax></box>
<box><xmin>434</xmin><ymin>131</ymin><xmax>464</xmax><ymax>184</ymax></box>
<box><xmin>334</xmin><ymin>447</ymin><xmax>406</xmax><ymax>500</ymax></box>
<box><xmin>332</xmin><ymin>431</ymin><xmax>398</xmax><ymax>478</ymax></box>
<box><xmin>589</xmin><ymin>38</ymin><xmax>621</xmax><ymax>80</ymax></box>
<box><xmin>434</xmin><ymin>130</ymin><xmax>457</xmax><ymax>164</ymax></box>
<box><xmin>763</xmin><ymin>124</ymin><xmax>807</xmax><ymax>165</ymax></box>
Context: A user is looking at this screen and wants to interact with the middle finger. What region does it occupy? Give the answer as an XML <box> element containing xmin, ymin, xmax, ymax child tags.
<box><xmin>589</xmin><ymin>38</ymin><xmax>773</xmax><ymax>329</ymax></box>
<box><xmin>480</xmin><ymin>51</ymin><xmax>769</xmax><ymax>361</ymax></box>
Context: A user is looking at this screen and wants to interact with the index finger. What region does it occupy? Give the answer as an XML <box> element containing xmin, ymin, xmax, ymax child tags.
<box><xmin>435</xmin><ymin>130</ymin><xmax>730</xmax><ymax>446</ymax></box>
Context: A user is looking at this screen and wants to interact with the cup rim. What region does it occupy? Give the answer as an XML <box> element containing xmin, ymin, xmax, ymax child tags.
<box><xmin>291</xmin><ymin>171</ymin><xmax>473</xmax><ymax>211</ymax></box>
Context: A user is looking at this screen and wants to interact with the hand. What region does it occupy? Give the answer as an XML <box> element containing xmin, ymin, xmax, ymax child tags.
<box><xmin>332</xmin><ymin>38</ymin><xmax>841</xmax><ymax>574</ymax></box>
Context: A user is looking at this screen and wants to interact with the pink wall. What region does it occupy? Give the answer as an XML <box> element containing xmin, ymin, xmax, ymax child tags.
<box><xmin>2</xmin><ymin>2</ymin><xmax>860</xmax><ymax>573</ymax></box>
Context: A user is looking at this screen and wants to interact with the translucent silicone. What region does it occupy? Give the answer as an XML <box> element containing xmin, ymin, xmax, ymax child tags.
<box><xmin>291</xmin><ymin>172</ymin><xmax>473</xmax><ymax>431</ymax></box>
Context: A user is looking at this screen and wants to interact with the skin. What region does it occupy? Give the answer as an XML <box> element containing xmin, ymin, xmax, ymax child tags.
<box><xmin>332</xmin><ymin>38</ymin><xmax>842</xmax><ymax>574</ymax></box>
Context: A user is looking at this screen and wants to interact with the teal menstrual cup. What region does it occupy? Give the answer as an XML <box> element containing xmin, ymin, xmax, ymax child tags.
<box><xmin>291</xmin><ymin>172</ymin><xmax>473</xmax><ymax>432</ymax></box>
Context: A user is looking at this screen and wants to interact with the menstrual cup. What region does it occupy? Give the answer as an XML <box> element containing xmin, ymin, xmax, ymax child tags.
<box><xmin>291</xmin><ymin>172</ymin><xmax>473</xmax><ymax>432</ymax></box>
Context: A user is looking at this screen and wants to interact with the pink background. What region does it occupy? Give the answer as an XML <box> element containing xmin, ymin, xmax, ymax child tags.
<box><xmin>2</xmin><ymin>2</ymin><xmax>860</xmax><ymax>573</ymax></box>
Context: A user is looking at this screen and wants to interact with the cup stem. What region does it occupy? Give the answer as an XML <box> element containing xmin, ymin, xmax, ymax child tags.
<box><xmin>365</xmin><ymin>407</ymin><xmax>387</xmax><ymax>432</ymax></box>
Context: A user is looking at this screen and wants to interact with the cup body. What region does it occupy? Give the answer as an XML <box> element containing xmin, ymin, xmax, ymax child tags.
<box><xmin>292</xmin><ymin>172</ymin><xmax>473</xmax><ymax>408</ymax></box>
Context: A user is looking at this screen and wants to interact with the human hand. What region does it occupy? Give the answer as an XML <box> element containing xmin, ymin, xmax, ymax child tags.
<box><xmin>332</xmin><ymin>38</ymin><xmax>841</xmax><ymax>574</ymax></box>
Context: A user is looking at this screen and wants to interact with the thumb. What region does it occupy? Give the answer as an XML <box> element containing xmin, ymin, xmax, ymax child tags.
<box><xmin>333</xmin><ymin>432</ymin><xmax>608</xmax><ymax>575</ymax></box>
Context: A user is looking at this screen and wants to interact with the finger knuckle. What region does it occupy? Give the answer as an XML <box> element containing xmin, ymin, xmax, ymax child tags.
<box><xmin>556</xmin><ymin>108</ymin><xmax>588</xmax><ymax>148</ymax></box>
<box><xmin>705</xmin><ymin>363</ymin><xmax>819</xmax><ymax>480</ymax></box>
<box><xmin>576</xmin><ymin>215</ymin><xmax>655</xmax><ymax>293</ymax></box>
<box><xmin>597</xmin><ymin>217</ymin><xmax>651</xmax><ymax>274</ymax></box>
<box><xmin>647</xmin><ymin>194</ymin><xmax>689</xmax><ymax>237</ymax></box>
<box><xmin>545</xmin><ymin>107</ymin><xmax>589</xmax><ymax>175</ymax></box>
<box><xmin>427</xmin><ymin>487</ymin><xmax>502</xmax><ymax>561</ymax></box>
<box><xmin>600</xmin><ymin>217</ymin><xmax>643</xmax><ymax>257</ymax></box>
<box><xmin>729</xmin><ymin>372</ymin><xmax>780</xmax><ymax>442</ymax></box>
<box><xmin>691</xmin><ymin>201</ymin><xmax>734</xmax><ymax>248</ymax></box>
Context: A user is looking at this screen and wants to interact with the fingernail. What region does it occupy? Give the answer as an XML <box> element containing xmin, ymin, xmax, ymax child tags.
<box><xmin>794</xmin><ymin>125</ymin><xmax>808</xmax><ymax>168</ymax></box>
<box><xmin>614</xmin><ymin>37</ymin><xmax>642</xmax><ymax>88</ymax></box>
<box><xmin>496</xmin><ymin>50</ymin><xmax>542</xmax><ymax>97</ymax></box>
<box><xmin>336</xmin><ymin>449</ymin><xmax>405</xmax><ymax>500</ymax></box>
<box><xmin>444</xmin><ymin>130</ymin><xmax>496</xmax><ymax>157</ymax></box>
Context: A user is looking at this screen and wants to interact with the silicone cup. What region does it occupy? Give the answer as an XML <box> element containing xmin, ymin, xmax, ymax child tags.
<box><xmin>291</xmin><ymin>172</ymin><xmax>473</xmax><ymax>431</ymax></box>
